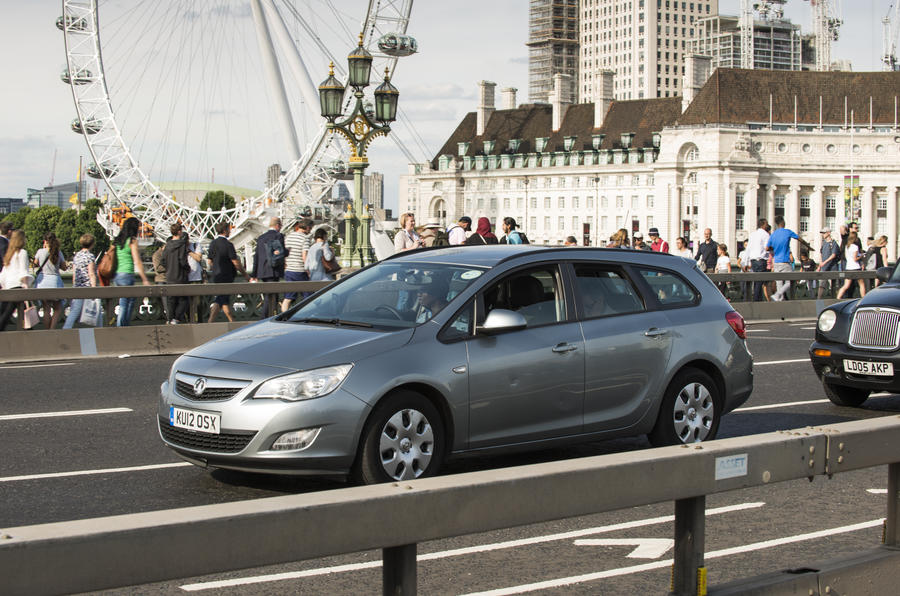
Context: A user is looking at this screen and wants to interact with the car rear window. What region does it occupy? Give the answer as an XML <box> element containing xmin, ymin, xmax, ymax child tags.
<box><xmin>634</xmin><ymin>267</ymin><xmax>699</xmax><ymax>307</ymax></box>
<box><xmin>573</xmin><ymin>265</ymin><xmax>644</xmax><ymax>318</ymax></box>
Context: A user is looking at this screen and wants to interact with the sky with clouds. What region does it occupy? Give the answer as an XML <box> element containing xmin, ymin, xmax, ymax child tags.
<box><xmin>0</xmin><ymin>0</ymin><xmax>892</xmax><ymax>211</ymax></box>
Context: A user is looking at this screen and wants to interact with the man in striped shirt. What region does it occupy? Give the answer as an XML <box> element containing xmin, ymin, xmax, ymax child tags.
<box><xmin>281</xmin><ymin>219</ymin><xmax>313</xmax><ymax>313</ymax></box>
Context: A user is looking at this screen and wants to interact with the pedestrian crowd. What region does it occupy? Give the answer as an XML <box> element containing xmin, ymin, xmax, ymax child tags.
<box><xmin>0</xmin><ymin>215</ymin><xmax>338</xmax><ymax>331</ymax></box>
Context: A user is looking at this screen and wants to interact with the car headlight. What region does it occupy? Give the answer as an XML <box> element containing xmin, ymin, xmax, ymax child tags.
<box><xmin>818</xmin><ymin>310</ymin><xmax>837</xmax><ymax>333</ymax></box>
<box><xmin>254</xmin><ymin>364</ymin><xmax>353</xmax><ymax>401</ymax></box>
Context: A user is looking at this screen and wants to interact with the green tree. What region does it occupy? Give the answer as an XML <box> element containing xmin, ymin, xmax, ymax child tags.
<box><xmin>55</xmin><ymin>209</ymin><xmax>80</xmax><ymax>258</ymax></box>
<box><xmin>23</xmin><ymin>205</ymin><xmax>64</xmax><ymax>256</ymax></box>
<box><xmin>2</xmin><ymin>206</ymin><xmax>31</xmax><ymax>231</ymax></box>
<box><xmin>199</xmin><ymin>190</ymin><xmax>236</xmax><ymax>212</ymax></box>
<box><xmin>75</xmin><ymin>205</ymin><xmax>110</xmax><ymax>255</ymax></box>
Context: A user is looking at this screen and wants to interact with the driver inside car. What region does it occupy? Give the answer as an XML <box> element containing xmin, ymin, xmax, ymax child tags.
<box><xmin>415</xmin><ymin>278</ymin><xmax>450</xmax><ymax>323</ymax></box>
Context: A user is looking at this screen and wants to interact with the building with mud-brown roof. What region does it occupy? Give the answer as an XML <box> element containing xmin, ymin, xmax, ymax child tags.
<box><xmin>400</xmin><ymin>66</ymin><xmax>900</xmax><ymax>260</ymax></box>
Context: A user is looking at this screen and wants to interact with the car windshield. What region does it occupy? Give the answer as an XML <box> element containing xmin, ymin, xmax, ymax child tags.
<box><xmin>283</xmin><ymin>262</ymin><xmax>487</xmax><ymax>329</ymax></box>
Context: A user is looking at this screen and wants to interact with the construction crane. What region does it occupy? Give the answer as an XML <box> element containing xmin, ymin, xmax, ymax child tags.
<box><xmin>806</xmin><ymin>0</ymin><xmax>842</xmax><ymax>71</ymax></box>
<box><xmin>739</xmin><ymin>1</ymin><xmax>787</xmax><ymax>69</ymax></box>
<box><xmin>883</xmin><ymin>3</ymin><xmax>900</xmax><ymax>71</ymax></box>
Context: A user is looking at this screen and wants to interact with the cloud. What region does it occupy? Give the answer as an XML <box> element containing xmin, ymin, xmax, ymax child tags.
<box><xmin>402</xmin><ymin>83</ymin><xmax>475</xmax><ymax>101</ymax></box>
<box><xmin>397</xmin><ymin>103</ymin><xmax>461</xmax><ymax>121</ymax></box>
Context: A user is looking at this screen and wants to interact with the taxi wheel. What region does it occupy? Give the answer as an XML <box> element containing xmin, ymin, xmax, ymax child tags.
<box><xmin>823</xmin><ymin>382</ymin><xmax>870</xmax><ymax>407</ymax></box>
<box><xmin>352</xmin><ymin>390</ymin><xmax>445</xmax><ymax>485</ymax></box>
<box><xmin>649</xmin><ymin>368</ymin><xmax>721</xmax><ymax>447</ymax></box>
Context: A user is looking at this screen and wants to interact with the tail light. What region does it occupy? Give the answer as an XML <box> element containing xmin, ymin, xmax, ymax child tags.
<box><xmin>726</xmin><ymin>310</ymin><xmax>746</xmax><ymax>339</ymax></box>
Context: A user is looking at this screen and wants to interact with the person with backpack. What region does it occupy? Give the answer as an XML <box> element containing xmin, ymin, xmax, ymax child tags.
<box><xmin>420</xmin><ymin>220</ymin><xmax>445</xmax><ymax>247</ymax></box>
<box><xmin>499</xmin><ymin>217</ymin><xmax>529</xmax><ymax>245</ymax></box>
<box><xmin>447</xmin><ymin>216</ymin><xmax>471</xmax><ymax>246</ymax></box>
<box><xmin>251</xmin><ymin>217</ymin><xmax>286</xmax><ymax>318</ymax></box>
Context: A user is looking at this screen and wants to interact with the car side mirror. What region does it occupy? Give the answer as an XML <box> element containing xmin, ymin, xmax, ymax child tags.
<box><xmin>876</xmin><ymin>266</ymin><xmax>894</xmax><ymax>285</ymax></box>
<box><xmin>477</xmin><ymin>309</ymin><xmax>527</xmax><ymax>335</ymax></box>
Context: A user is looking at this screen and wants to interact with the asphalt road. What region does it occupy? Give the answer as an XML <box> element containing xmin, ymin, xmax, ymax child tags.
<box><xmin>2</xmin><ymin>321</ymin><xmax>899</xmax><ymax>595</ymax></box>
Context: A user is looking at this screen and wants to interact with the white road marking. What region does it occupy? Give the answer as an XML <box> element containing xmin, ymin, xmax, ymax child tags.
<box><xmin>0</xmin><ymin>407</ymin><xmax>132</xmax><ymax>421</ymax></box>
<box><xmin>801</xmin><ymin>327</ymin><xmax>816</xmax><ymax>330</ymax></box>
<box><xmin>0</xmin><ymin>462</ymin><xmax>192</xmax><ymax>483</ymax></box>
<box><xmin>744</xmin><ymin>329</ymin><xmax>769</xmax><ymax>332</ymax></box>
<box><xmin>461</xmin><ymin>519</ymin><xmax>883</xmax><ymax>596</ymax></box>
<box><xmin>749</xmin><ymin>337</ymin><xmax>814</xmax><ymax>341</ymax></box>
<box><xmin>0</xmin><ymin>362</ymin><xmax>75</xmax><ymax>369</ymax></box>
<box><xmin>736</xmin><ymin>399</ymin><xmax>829</xmax><ymax>412</ymax></box>
<box><xmin>754</xmin><ymin>358</ymin><xmax>809</xmax><ymax>365</ymax></box>
<box><xmin>179</xmin><ymin>502</ymin><xmax>765</xmax><ymax>591</ymax></box>
<box><xmin>868</xmin><ymin>489</ymin><xmax>888</xmax><ymax>494</ymax></box>
<box><xmin>573</xmin><ymin>538</ymin><xmax>673</xmax><ymax>559</ymax></box>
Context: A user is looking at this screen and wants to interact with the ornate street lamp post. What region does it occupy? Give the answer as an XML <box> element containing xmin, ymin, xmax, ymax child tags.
<box><xmin>318</xmin><ymin>34</ymin><xmax>399</xmax><ymax>268</ymax></box>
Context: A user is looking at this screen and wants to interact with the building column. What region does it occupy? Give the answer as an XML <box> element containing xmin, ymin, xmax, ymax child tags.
<box><xmin>861</xmin><ymin>186</ymin><xmax>875</xmax><ymax>240</ymax></box>
<box><xmin>788</xmin><ymin>185</ymin><xmax>800</xmax><ymax>227</ymax></box>
<box><xmin>670</xmin><ymin>184</ymin><xmax>682</xmax><ymax>242</ymax></box>
<box><xmin>766</xmin><ymin>184</ymin><xmax>776</xmax><ymax>225</ymax></box>
<box><xmin>811</xmin><ymin>185</ymin><xmax>825</xmax><ymax>240</ymax></box>
<box><xmin>744</xmin><ymin>183</ymin><xmax>759</xmax><ymax>232</ymax></box>
<box><xmin>888</xmin><ymin>186</ymin><xmax>898</xmax><ymax>264</ymax></box>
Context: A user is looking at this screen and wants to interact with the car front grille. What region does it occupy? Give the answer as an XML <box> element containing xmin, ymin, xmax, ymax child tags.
<box><xmin>174</xmin><ymin>379</ymin><xmax>243</xmax><ymax>401</ymax></box>
<box><xmin>174</xmin><ymin>372</ymin><xmax>250</xmax><ymax>401</ymax></box>
<box><xmin>849</xmin><ymin>308</ymin><xmax>900</xmax><ymax>351</ymax></box>
<box><xmin>158</xmin><ymin>418</ymin><xmax>256</xmax><ymax>453</ymax></box>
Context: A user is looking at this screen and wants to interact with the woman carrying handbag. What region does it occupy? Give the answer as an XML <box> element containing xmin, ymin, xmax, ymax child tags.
<box><xmin>33</xmin><ymin>232</ymin><xmax>68</xmax><ymax>329</ymax></box>
<box><xmin>0</xmin><ymin>230</ymin><xmax>35</xmax><ymax>331</ymax></box>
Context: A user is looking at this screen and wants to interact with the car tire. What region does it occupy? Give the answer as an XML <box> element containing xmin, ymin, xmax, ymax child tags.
<box><xmin>352</xmin><ymin>390</ymin><xmax>445</xmax><ymax>485</ymax></box>
<box><xmin>648</xmin><ymin>368</ymin><xmax>721</xmax><ymax>447</ymax></box>
<box><xmin>823</xmin><ymin>382</ymin><xmax>870</xmax><ymax>407</ymax></box>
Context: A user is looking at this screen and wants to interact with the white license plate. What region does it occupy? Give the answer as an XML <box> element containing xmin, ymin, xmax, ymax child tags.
<box><xmin>843</xmin><ymin>359</ymin><xmax>894</xmax><ymax>377</ymax></box>
<box><xmin>169</xmin><ymin>406</ymin><xmax>220</xmax><ymax>434</ymax></box>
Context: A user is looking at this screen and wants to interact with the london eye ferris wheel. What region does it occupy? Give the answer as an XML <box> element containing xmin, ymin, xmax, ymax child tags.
<box><xmin>59</xmin><ymin>0</ymin><xmax>416</xmax><ymax>246</ymax></box>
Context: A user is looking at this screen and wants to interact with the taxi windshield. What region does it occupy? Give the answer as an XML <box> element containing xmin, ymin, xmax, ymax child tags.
<box><xmin>283</xmin><ymin>262</ymin><xmax>486</xmax><ymax>329</ymax></box>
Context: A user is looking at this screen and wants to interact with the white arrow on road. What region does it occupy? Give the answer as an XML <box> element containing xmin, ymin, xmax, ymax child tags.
<box><xmin>573</xmin><ymin>538</ymin><xmax>674</xmax><ymax>559</ymax></box>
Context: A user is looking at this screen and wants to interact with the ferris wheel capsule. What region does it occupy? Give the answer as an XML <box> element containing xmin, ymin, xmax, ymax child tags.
<box><xmin>56</xmin><ymin>15</ymin><xmax>89</xmax><ymax>33</ymax></box>
<box><xmin>71</xmin><ymin>117</ymin><xmax>103</xmax><ymax>134</ymax></box>
<box><xmin>377</xmin><ymin>33</ymin><xmax>417</xmax><ymax>57</ymax></box>
<box><xmin>87</xmin><ymin>161</ymin><xmax>116</xmax><ymax>179</ymax></box>
<box><xmin>61</xmin><ymin>67</ymin><xmax>93</xmax><ymax>85</ymax></box>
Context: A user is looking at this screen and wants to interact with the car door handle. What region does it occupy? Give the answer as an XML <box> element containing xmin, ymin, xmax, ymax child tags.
<box><xmin>644</xmin><ymin>328</ymin><xmax>669</xmax><ymax>338</ymax></box>
<box><xmin>552</xmin><ymin>342</ymin><xmax>578</xmax><ymax>353</ymax></box>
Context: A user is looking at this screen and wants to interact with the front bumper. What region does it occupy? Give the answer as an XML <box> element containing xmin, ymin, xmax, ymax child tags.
<box><xmin>158</xmin><ymin>380</ymin><xmax>371</xmax><ymax>477</ymax></box>
<box><xmin>809</xmin><ymin>340</ymin><xmax>900</xmax><ymax>392</ymax></box>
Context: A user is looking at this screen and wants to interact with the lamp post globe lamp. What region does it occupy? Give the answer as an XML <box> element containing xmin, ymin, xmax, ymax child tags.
<box><xmin>347</xmin><ymin>33</ymin><xmax>373</xmax><ymax>90</ymax></box>
<box><xmin>318</xmin><ymin>62</ymin><xmax>345</xmax><ymax>121</ymax></box>
<box><xmin>374</xmin><ymin>69</ymin><xmax>399</xmax><ymax>123</ymax></box>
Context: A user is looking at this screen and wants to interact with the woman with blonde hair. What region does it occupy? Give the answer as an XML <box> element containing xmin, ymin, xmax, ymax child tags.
<box><xmin>0</xmin><ymin>230</ymin><xmax>34</xmax><ymax>330</ymax></box>
<box><xmin>394</xmin><ymin>212</ymin><xmax>425</xmax><ymax>252</ymax></box>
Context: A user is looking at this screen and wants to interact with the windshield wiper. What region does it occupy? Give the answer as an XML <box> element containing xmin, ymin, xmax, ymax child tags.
<box><xmin>291</xmin><ymin>317</ymin><xmax>373</xmax><ymax>328</ymax></box>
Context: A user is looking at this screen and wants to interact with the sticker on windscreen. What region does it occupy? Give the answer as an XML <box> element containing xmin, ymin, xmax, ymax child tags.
<box><xmin>460</xmin><ymin>270</ymin><xmax>483</xmax><ymax>280</ymax></box>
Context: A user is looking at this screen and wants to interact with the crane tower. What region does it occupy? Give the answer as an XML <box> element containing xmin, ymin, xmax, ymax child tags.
<box><xmin>807</xmin><ymin>0</ymin><xmax>842</xmax><ymax>71</ymax></box>
<box><xmin>740</xmin><ymin>1</ymin><xmax>787</xmax><ymax>69</ymax></box>
<box><xmin>883</xmin><ymin>3</ymin><xmax>900</xmax><ymax>71</ymax></box>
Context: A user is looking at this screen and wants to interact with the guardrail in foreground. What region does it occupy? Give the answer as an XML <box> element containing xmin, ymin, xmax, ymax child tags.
<box><xmin>1</xmin><ymin>417</ymin><xmax>898</xmax><ymax>596</ymax></box>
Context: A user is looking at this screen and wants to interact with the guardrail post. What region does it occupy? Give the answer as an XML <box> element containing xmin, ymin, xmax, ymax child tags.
<box><xmin>887</xmin><ymin>462</ymin><xmax>900</xmax><ymax>547</ymax></box>
<box><xmin>671</xmin><ymin>496</ymin><xmax>706</xmax><ymax>596</ymax></box>
<box><xmin>383</xmin><ymin>543</ymin><xmax>416</xmax><ymax>595</ymax></box>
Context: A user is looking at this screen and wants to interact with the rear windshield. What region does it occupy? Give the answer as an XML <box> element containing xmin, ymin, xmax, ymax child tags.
<box><xmin>283</xmin><ymin>262</ymin><xmax>487</xmax><ymax>329</ymax></box>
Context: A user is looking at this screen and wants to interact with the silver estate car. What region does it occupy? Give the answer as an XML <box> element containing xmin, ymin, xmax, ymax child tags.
<box><xmin>158</xmin><ymin>246</ymin><xmax>753</xmax><ymax>484</ymax></box>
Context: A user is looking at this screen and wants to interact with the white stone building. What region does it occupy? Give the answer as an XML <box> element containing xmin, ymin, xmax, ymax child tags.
<box><xmin>401</xmin><ymin>67</ymin><xmax>900</xmax><ymax>261</ymax></box>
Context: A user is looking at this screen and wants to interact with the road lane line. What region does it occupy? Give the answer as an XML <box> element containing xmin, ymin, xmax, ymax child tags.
<box><xmin>754</xmin><ymin>358</ymin><xmax>809</xmax><ymax>365</ymax></box>
<box><xmin>744</xmin><ymin>329</ymin><xmax>769</xmax><ymax>332</ymax></box>
<box><xmin>748</xmin><ymin>337</ymin><xmax>813</xmax><ymax>341</ymax></box>
<box><xmin>868</xmin><ymin>489</ymin><xmax>887</xmax><ymax>494</ymax></box>
<box><xmin>0</xmin><ymin>407</ymin><xmax>133</xmax><ymax>421</ymax></box>
<box><xmin>179</xmin><ymin>502</ymin><xmax>765</xmax><ymax>591</ymax></box>
<box><xmin>736</xmin><ymin>399</ymin><xmax>829</xmax><ymax>412</ymax></box>
<box><xmin>0</xmin><ymin>462</ymin><xmax>192</xmax><ymax>483</ymax></box>
<box><xmin>0</xmin><ymin>362</ymin><xmax>75</xmax><ymax>369</ymax></box>
<box><xmin>461</xmin><ymin>519</ymin><xmax>883</xmax><ymax>596</ymax></box>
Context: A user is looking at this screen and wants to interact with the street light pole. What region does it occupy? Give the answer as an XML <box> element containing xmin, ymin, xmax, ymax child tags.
<box><xmin>318</xmin><ymin>35</ymin><xmax>399</xmax><ymax>268</ymax></box>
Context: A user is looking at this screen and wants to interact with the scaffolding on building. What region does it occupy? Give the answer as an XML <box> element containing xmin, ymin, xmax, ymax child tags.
<box><xmin>527</xmin><ymin>0</ymin><xmax>578</xmax><ymax>104</ymax></box>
